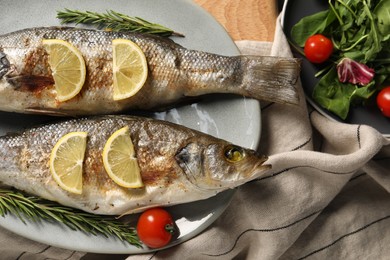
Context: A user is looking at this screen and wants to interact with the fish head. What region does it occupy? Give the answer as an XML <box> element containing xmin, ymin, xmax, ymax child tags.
<box><xmin>175</xmin><ymin>140</ymin><xmax>271</xmax><ymax>191</ymax></box>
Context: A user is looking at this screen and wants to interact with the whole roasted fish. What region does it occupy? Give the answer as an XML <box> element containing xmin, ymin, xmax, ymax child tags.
<box><xmin>0</xmin><ymin>27</ymin><xmax>300</xmax><ymax>116</ymax></box>
<box><xmin>0</xmin><ymin>115</ymin><xmax>270</xmax><ymax>215</ymax></box>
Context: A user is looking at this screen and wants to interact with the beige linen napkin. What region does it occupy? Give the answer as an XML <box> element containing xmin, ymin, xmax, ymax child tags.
<box><xmin>1</xmin><ymin>14</ymin><xmax>389</xmax><ymax>260</ymax></box>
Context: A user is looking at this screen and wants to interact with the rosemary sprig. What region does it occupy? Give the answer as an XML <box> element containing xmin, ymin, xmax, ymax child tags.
<box><xmin>56</xmin><ymin>9</ymin><xmax>184</xmax><ymax>37</ymax></box>
<box><xmin>0</xmin><ymin>189</ymin><xmax>142</xmax><ymax>248</ymax></box>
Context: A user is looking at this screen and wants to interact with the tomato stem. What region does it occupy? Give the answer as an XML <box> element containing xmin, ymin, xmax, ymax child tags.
<box><xmin>165</xmin><ymin>224</ymin><xmax>175</xmax><ymax>234</ymax></box>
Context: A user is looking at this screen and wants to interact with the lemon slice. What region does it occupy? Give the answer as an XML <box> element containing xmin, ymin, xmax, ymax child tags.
<box><xmin>102</xmin><ymin>126</ymin><xmax>143</xmax><ymax>188</ymax></box>
<box><xmin>43</xmin><ymin>39</ymin><xmax>86</xmax><ymax>102</ymax></box>
<box><xmin>112</xmin><ymin>39</ymin><xmax>148</xmax><ymax>100</ymax></box>
<box><xmin>49</xmin><ymin>132</ymin><xmax>88</xmax><ymax>194</ymax></box>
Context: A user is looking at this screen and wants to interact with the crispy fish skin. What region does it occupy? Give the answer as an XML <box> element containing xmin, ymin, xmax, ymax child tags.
<box><xmin>0</xmin><ymin>115</ymin><xmax>270</xmax><ymax>215</ymax></box>
<box><xmin>0</xmin><ymin>27</ymin><xmax>300</xmax><ymax>116</ymax></box>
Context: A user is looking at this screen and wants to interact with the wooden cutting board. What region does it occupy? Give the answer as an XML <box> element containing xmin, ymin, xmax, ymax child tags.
<box><xmin>193</xmin><ymin>0</ymin><xmax>278</xmax><ymax>41</ymax></box>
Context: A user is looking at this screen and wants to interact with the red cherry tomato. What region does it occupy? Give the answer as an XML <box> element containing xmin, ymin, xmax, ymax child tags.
<box><xmin>304</xmin><ymin>34</ymin><xmax>333</xmax><ymax>63</ymax></box>
<box><xmin>136</xmin><ymin>208</ymin><xmax>175</xmax><ymax>248</ymax></box>
<box><xmin>377</xmin><ymin>86</ymin><xmax>390</xmax><ymax>118</ymax></box>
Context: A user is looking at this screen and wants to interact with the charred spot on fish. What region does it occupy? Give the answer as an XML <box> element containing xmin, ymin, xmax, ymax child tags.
<box><xmin>85</xmin><ymin>50</ymin><xmax>113</xmax><ymax>89</ymax></box>
<box><xmin>23</xmin><ymin>37</ymin><xmax>31</xmax><ymax>48</ymax></box>
<box><xmin>224</xmin><ymin>145</ymin><xmax>245</xmax><ymax>162</ymax></box>
<box><xmin>175</xmin><ymin>149</ymin><xmax>190</xmax><ymax>164</ymax></box>
<box><xmin>174</xmin><ymin>55</ymin><xmax>181</xmax><ymax>69</ymax></box>
<box><xmin>23</xmin><ymin>46</ymin><xmax>52</xmax><ymax>76</ymax></box>
<box><xmin>0</xmin><ymin>52</ymin><xmax>10</xmax><ymax>79</ymax></box>
<box><xmin>93</xmin><ymin>204</ymin><xmax>100</xmax><ymax>210</ymax></box>
<box><xmin>175</xmin><ymin>142</ymin><xmax>204</xmax><ymax>184</ymax></box>
<box><xmin>141</xmin><ymin>168</ymin><xmax>178</xmax><ymax>187</ymax></box>
<box><xmin>7</xmin><ymin>75</ymin><xmax>54</xmax><ymax>92</ymax></box>
<box><xmin>5</xmin><ymin>46</ymin><xmax>55</xmax><ymax>92</ymax></box>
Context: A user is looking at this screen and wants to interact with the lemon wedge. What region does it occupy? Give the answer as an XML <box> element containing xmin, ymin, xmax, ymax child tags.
<box><xmin>112</xmin><ymin>39</ymin><xmax>148</xmax><ymax>100</ymax></box>
<box><xmin>49</xmin><ymin>132</ymin><xmax>88</xmax><ymax>194</ymax></box>
<box><xmin>102</xmin><ymin>126</ymin><xmax>143</xmax><ymax>188</ymax></box>
<box><xmin>43</xmin><ymin>39</ymin><xmax>86</xmax><ymax>102</ymax></box>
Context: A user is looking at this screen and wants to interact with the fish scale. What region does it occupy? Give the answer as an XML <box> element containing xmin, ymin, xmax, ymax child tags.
<box><xmin>0</xmin><ymin>27</ymin><xmax>300</xmax><ymax>116</ymax></box>
<box><xmin>0</xmin><ymin>115</ymin><xmax>270</xmax><ymax>215</ymax></box>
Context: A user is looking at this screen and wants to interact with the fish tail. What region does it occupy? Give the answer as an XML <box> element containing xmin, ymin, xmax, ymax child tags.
<box><xmin>240</xmin><ymin>56</ymin><xmax>301</xmax><ymax>105</ymax></box>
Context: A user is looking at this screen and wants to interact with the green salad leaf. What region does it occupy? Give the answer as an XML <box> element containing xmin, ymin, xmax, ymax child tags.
<box><xmin>290</xmin><ymin>0</ymin><xmax>390</xmax><ymax>119</ymax></box>
<box><xmin>374</xmin><ymin>0</ymin><xmax>390</xmax><ymax>39</ymax></box>
<box><xmin>291</xmin><ymin>10</ymin><xmax>335</xmax><ymax>46</ymax></box>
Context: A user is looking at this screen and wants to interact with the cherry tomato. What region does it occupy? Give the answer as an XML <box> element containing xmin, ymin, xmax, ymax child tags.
<box><xmin>136</xmin><ymin>208</ymin><xmax>175</xmax><ymax>248</ymax></box>
<box><xmin>304</xmin><ymin>34</ymin><xmax>333</xmax><ymax>63</ymax></box>
<box><xmin>377</xmin><ymin>86</ymin><xmax>390</xmax><ymax>118</ymax></box>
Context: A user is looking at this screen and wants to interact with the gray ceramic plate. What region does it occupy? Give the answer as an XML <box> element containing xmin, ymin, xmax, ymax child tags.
<box><xmin>0</xmin><ymin>0</ymin><xmax>261</xmax><ymax>254</ymax></box>
<box><xmin>281</xmin><ymin>0</ymin><xmax>390</xmax><ymax>137</ymax></box>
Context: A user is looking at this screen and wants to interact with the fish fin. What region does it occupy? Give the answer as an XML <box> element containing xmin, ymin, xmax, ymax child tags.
<box><xmin>3</xmin><ymin>131</ymin><xmax>22</xmax><ymax>137</ymax></box>
<box><xmin>25</xmin><ymin>107</ymin><xmax>76</xmax><ymax>117</ymax></box>
<box><xmin>7</xmin><ymin>75</ymin><xmax>54</xmax><ymax>91</ymax></box>
<box><xmin>241</xmin><ymin>56</ymin><xmax>301</xmax><ymax>105</ymax></box>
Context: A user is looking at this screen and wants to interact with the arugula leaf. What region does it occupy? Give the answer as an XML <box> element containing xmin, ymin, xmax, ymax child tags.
<box><xmin>312</xmin><ymin>68</ymin><xmax>349</xmax><ymax>119</ymax></box>
<box><xmin>374</xmin><ymin>0</ymin><xmax>390</xmax><ymax>40</ymax></box>
<box><xmin>291</xmin><ymin>10</ymin><xmax>335</xmax><ymax>46</ymax></box>
<box><xmin>361</xmin><ymin>0</ymin><xmax>382</xmax><ymax>62</ymax></box>
<box><xmin>313</xmin><ymin>67</ymin><xmax>376</xmax><ymax>119</ymax></box>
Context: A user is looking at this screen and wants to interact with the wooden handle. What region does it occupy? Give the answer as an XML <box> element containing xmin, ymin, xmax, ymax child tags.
<box><xmin>193</xmin><ymin>0</ymin><xmax>278</xmax><ymax>41</ymax></box>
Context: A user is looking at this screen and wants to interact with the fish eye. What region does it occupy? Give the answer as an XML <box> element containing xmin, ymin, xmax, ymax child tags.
<box><xmin>224</xmin><ymin>145</ymin><xmax>245</xmax><ymax>162</ymax></box>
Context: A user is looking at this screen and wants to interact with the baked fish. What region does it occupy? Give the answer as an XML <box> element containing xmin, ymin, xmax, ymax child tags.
<box><xmin>0</xmin><ymin>27</ymin><xmax>300</xmax><ymax>116</ymax></box>
<box><xmin>0</xmin><ymin>115</ymin><xmax>270</xmax><ymax>215</ymax></box>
